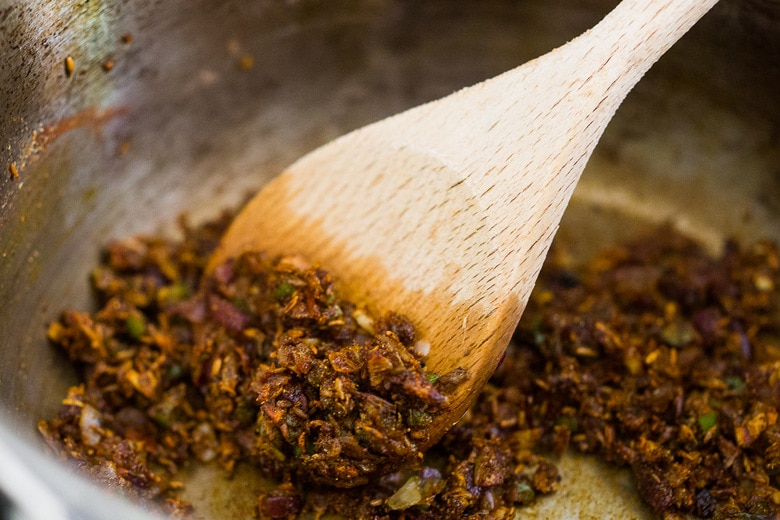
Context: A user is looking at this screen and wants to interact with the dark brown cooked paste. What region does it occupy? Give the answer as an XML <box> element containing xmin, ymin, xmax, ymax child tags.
<box><xmin>40</xmin><ymin>214</ymin><xmax>780</xmax><ymax>519</ymax></box>
<box><xmin>518</xmin><ymin>227</ymin><xmax>780</xmax><ymax>519</ymax></box>
<box><xmin>207</xmin><ymin>250</ymin><xmax>452</xmax><ymax>487</ymax></box>
<box><xmin>39</xmin><ymin>210</ymin><xmax>461</xmax><ymax>488</ymax></box>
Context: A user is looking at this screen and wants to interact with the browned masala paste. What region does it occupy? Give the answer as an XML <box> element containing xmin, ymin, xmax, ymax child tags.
<box><xmin>40</xmin><ymin>213</ymin><xmax>780</xmax><ymax>519</ymax></box>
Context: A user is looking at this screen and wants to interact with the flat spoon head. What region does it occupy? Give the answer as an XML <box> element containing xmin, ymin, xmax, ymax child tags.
<box><xmin>211</xmin><ymin>0</ymin><xmax>717</xmax><ymax>447</ymax></box>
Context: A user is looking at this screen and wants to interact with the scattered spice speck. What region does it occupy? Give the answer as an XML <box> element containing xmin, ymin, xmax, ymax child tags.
<box><xmin>64</xmin><ymin>56</ymin><xmax>75</xmax><ymax>77</ymax></box>
<box><xmin>239</xmin><ymin>54</ymin><xmax>254</xmax><ymax>70</ymax></box>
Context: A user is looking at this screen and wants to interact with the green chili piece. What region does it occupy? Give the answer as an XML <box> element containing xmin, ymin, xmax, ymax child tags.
<box><xmin>554</xmin><ymin>415</ymin><xmax>578</xmax><ymax>432</ymax></box>
<box><xmin>167</xmin><ymin>364</ymin><xmax>184</xmax><ymax>380</ymax></box>
<box><xmin>232</xmin><ymin>297</ymin><xmax>249</xmax><ymax>312</ymax></box>
<box><xmin>515</xmin><ymin>482</ymin><xmax>535</xmax><ymax>504</ymax></box>
<box><xmin>699</xmin><ymin>411</ymin><xmax>718</xmax><ymax>433</ymax></box>
<box><xmin>274</xmin><ymin>281</ymin><xmax>295</xmax><ymax>301</ymax></box>
<box><xmin>725</xmin><ymin>376</ymin><xmax>746</xmax><ymax>393</ymax></box>
<box><xmin>159</xmin><ymin>282</ymin><xmax>190</xmax><ymax>303</ymax></box>
<box><xmin>234</xmin><ymin>402</ymin><xmax>255</xmax><ymax>424</ymax></box>
<box><xmin>266</xmin><ymin>445</ymin><xmax>286</xmax><ymax>462</ymax></box>
<box><xmin>126</xmin><ymin>315</ymin><xmax>146</xmax><ymax>339</ymax></box>
<box><xmin>408</xmin><ymin>409</ymin><xmax>433</xmax><ymax>427</ymax></box>
<box><xmin>152</xmin><ymin>414</ymin><xmax>171</xmax><ymax>428</ymax></box>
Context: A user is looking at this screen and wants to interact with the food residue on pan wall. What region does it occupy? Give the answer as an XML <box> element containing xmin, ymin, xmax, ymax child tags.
<box><xmin>7</xmin><ymin>107</ymin><xmax>128</xmax><ymax>180</ymax></box>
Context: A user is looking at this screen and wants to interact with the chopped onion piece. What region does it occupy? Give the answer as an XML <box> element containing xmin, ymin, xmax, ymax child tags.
<box><xmin>386</xmin><ymin>476</ymin><xmax>422</xmax><ymax>510</ymax></box>
<box><xmin>353</xmin><ymin>309</ymin><xmax>376</xmax><ymax>334</ymax></box>
<box><xmin>413</xmin><ymin>340</ymin><xmax>430</xmax><ymax>357</ymax></box>
<box><xmin>80</xmin><ymin>404</ymin><xmax>102</xmax><ymax>446</ymax></box>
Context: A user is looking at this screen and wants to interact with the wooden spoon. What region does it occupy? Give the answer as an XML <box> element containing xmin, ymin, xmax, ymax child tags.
<box><xmin>211</xmin><ymin>0</ymin><xmax>718</xmax><ymax>448</ymax></box>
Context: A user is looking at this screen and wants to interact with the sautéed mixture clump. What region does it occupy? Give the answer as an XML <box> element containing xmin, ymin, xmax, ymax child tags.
<box><xmin>40</xmin><ymin>212</ymin><xmax>780</xmax><ymax>519</ymax></box>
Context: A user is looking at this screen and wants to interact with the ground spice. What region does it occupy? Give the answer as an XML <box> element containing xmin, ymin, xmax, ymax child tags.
<box><xmin>64</xmin><ymin>55</ymin><xmax>75</xmax><ymax>77</ymax></box>
<box><xmin>40</xmin><ymin>213</ymin><xmax>780</xmax><ymax>519</ymax></box>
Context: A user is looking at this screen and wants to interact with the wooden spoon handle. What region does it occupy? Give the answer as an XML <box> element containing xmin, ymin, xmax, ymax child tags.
<box><xmin>372</xmin><ymin>0</ymin><xmax>718</xmax><ymax>291</ymax></box>
<box><xmin>392</xmin><ymin>0</ymin><xmax>720</xmax><ymax>199</ymax></box>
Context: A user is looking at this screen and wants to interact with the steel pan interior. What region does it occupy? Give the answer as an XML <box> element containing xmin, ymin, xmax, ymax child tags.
<box><xmin>1</xmin><ymin>0</ymin><xmax>779</xmax><ymax>518</ymax></box>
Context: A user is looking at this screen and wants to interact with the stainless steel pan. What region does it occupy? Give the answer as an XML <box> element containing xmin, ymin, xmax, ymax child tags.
<box><xmin>1</xmin><ymin>1</ymin><xmax>778</xmax><ymax>518</ymax></box>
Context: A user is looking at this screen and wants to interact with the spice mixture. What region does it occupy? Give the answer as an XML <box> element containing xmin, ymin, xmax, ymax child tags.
<box><xmin>518</xmin><ymin>227</ymin><xmax>780</xmax><ymax>518</ymax></box>
<box><xmin>39</xmin><ymin>213</ymin><xmax>780</xmax><ymax>519</ymax></box>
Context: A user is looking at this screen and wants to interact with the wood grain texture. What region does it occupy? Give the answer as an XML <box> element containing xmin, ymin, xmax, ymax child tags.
<box><xmin>212</xmin><ymin>0</ymin><xmax>718</xmax><ymax>446</ymax></box>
